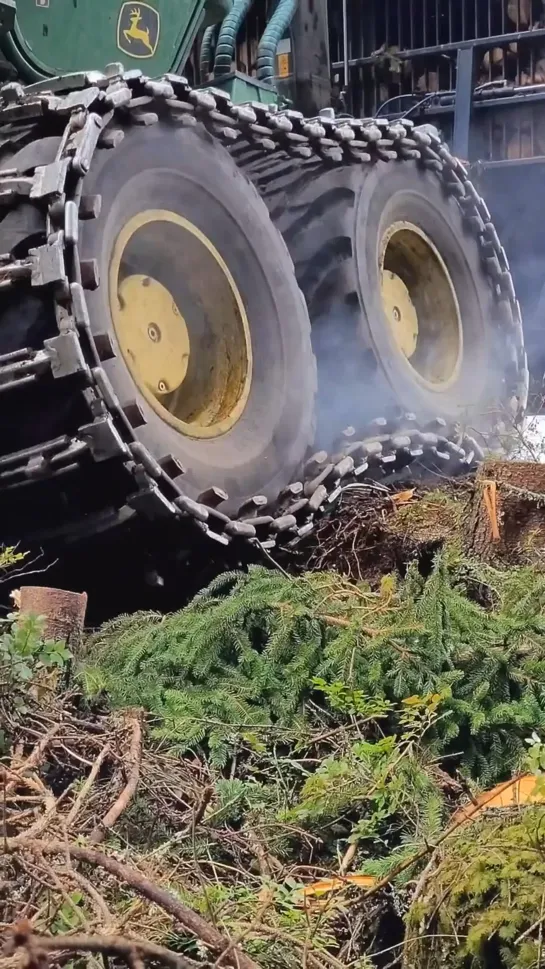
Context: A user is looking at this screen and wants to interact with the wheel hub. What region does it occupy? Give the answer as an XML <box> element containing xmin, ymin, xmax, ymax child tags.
<box><xmin>380</xmin><ymin>269</ymin><xmax>419</xmax><ymax>360</ymax></box>
<box><xmin>109</xmin><ymin>209</ymin><xmax>252</xmax><ymax>439</ymax></box>
<box><xmin>379</xmin><ymin>221</ymin><xmax>463</xmax><ymax>390</ymax></box>
<box><xmin>116</xmin><ymin>274</ymin><xmax>191</xmax><ymax>397</ymax></box>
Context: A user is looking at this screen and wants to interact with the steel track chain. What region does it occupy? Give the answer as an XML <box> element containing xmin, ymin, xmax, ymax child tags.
<box><xmin>0</xmin><ymin>64</ymin><xmax>529</xmax><ymax>552</ymax></box>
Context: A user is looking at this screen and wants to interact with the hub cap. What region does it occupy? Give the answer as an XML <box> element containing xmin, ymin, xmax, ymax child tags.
<box><xmin>109</xmin><ymin>209</ymin><xmax>252</xmax><ymax>439</ymax></box>
<box><xmin>379</xmin><ymin>221</ymin><xmax>463</xmax><ymax>390</ymax></box>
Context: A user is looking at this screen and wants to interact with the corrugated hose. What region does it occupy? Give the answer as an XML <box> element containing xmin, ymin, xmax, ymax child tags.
<box><xmin>213</xmin><ymin>0</ymin><xmax>253</xmax><ymax>76</ymax></box>
<box><xmin>256</xmin><ymin>0</ymin><xmax>297</xmax><ymax>83</ymax></box>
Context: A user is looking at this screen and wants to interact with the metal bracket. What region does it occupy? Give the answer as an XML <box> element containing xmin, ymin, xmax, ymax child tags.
<box><xmin>452</xmin><ymin>46</ymin><xmax>475</xmax><ymax>162</ymax></box>
<box><xmin>57</xmin><ymin>86</ymin><xmax>102</xmax><ymax>114</ymax></box>
<box><xmin>70</xmin><ymin>113</ymin><xmax>103</xmax><ymax>175</ymax></box>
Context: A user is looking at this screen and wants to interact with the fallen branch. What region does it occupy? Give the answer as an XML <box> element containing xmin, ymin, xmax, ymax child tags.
<box><xmin>6</xmin><ymin>839</ymin><xmax>263</xmax><ymax>969</ymax></box>
<box><xmin>3</xmin><ymin>925</ymin><xmax>201</xmax><ymax>969</ymax></box>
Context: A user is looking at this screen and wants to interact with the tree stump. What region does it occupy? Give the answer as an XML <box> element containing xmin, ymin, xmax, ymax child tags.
<box><xmin>19</xmin><ymin>586</ymin><xmax>88</xmax><ymax>650</ymax></box>
<box><xmin>465</xmin><ymin>460</ymin><xmax>545</xmax><ymax>565</ymax></box>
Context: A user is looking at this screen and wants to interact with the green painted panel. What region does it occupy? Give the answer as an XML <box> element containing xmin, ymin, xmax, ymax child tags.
<box><xmin>7</xmin><ymin>0</ymin><xmax>205</xmax><ymax>78</ymax></box>
<box><xmin>203</xmin><ymin>71</ymin><xmax>278</xmax><ymax>105</ymax></box>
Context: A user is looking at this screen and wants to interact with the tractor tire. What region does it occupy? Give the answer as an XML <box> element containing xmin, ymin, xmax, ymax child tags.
<box><xmin>0</xmin><ymin>121</ymin><xmax>316</xmax><ymax>516</ymax></box>
<box><xmin>242</xmin><ymin>150</ymin><xmax>525</xmax><ymax>445</ymax></box>
<box><xmin>0</xmin><ymin>74</ymin><xmax>526</xmax><ymax>560</ymax></box>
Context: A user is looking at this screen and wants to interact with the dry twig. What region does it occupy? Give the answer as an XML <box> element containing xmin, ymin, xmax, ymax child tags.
<box><xmin>89</xmin><ymin>710</ymin><xmax>143</xmax><ymax>844</ymax></box>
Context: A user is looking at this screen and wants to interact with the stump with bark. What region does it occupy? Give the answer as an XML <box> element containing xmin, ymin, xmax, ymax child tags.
<box><xmin>465</xmin><ymin>460</ymin><xmax>545</xmax><ymax>566</ymax></box>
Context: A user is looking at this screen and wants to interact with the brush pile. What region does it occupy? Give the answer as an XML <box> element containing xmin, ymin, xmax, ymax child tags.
<box><xmin>5</xmin><ymin>459</ymin><xmax>545</xmax><ymax>969</ymax></box>
<box><xmin>2</xmin><ymin>671</ymin><xmax>418</xmax><ymax>969</ymax></box>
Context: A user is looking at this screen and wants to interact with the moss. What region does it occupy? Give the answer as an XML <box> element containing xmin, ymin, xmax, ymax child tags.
<box><xmin>404</xmin><ymin>807</ymin><xmax>545</xmax><ymax>969</ymax></box>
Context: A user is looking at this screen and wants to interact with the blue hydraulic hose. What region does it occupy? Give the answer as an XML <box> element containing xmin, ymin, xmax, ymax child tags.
<box><xmin>200</xmin><ymin>24</ymin><xmax>218</xmax><ymax>81</ymax></box>
<box><xmin>256</xmin><ymin>0</ymin><xmax>297</xmax><ymax>84</ymax></box>
<box><xmin>213</xmin><ymin>0</ymin><xmax>254</xmax><ymax>77</ymax></box>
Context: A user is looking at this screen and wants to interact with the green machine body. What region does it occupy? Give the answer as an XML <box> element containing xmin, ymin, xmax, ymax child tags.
<box><xmin>0</xmin><ymin>0</ymin><xmax>230</xmax><ymax>82</ymax></box>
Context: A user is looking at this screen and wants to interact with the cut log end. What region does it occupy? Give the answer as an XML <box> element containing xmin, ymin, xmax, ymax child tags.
<box><xmin>19</xmin><ymin>586</ymin><xmax>88</xmax><ymax>648</ymax></box>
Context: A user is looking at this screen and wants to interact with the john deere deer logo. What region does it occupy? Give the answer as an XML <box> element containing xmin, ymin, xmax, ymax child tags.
<box><xmin>117</xmin><ymin>2</ymin><xmax>160</xmax><ymax>58</ymax></box>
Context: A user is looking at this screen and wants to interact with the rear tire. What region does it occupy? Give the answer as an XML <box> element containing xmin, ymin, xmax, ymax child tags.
<box><xmin>353</xmin><ymin>161</ymin><xmax>511</xmax><ymax>424</ymax></box>
<box><xmin>245</xmin><ymin>150</ymin><xmax>523</xmax><ymax>443</ymax></box>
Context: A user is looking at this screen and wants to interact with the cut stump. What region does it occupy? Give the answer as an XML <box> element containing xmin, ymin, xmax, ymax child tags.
<box><xmin>19</xmin><ymin>586</ymin><xmax>88</xmax><ymax>649</ymax></box>
<box><xmin>465</xmin><ymin>460</ymin><xmax>545</xmax><ymax>565</ymax></box>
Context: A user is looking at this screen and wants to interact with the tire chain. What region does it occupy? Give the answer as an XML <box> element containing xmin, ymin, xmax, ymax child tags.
<box><xmin>0</xmin><ymin>64</ymin><xmax>529</xmax><ymax>552</ymax></box>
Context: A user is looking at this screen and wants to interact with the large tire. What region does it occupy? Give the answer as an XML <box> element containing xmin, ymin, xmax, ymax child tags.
<box><xmin>0</xmin><ymin>121</ymin><xmax>316</xmax><ymax>516</ymax></box>
<box><xmin>243</xmin><ymin>149</ymin><xmax>523</xmax><ymax>445</ymax></box>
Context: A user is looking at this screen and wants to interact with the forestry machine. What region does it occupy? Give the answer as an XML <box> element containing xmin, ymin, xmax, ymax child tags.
<box><xmin>0</xmin><ymin>0</ymin><xmax>528</xmax><ymax>560</ymax></box>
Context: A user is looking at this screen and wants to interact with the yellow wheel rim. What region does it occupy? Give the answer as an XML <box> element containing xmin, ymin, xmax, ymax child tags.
<box><xmin>379</xmin><ymin>221</ymin><xmax>463</xmax><ymax>390</ymax></box>
<box><xmin>109</xmin><ymin>209</ymin><xmax>253</xmax><ymax>439</ymax></box>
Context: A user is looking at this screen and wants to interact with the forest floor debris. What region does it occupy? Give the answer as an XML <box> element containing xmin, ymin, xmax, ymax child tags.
<box><xmin>5</xmin><ymin>461</ymin><xmax>545</xmax><ymax>969</ymax></box>
<box><xmin>304</xmin><ymin>482</ymin><xmax>469</xmax><ymax>582</ymax></box>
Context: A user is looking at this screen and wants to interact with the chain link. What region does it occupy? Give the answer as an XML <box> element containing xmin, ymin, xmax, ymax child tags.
<box><xmin>0</xmin><ymin>67</ymin><xmax>529</xmax><ymax>550</ymax></box>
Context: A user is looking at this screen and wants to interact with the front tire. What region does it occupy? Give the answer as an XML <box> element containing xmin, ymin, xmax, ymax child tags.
<box><xmin>79</xmin><ymin>120</ymin><xmax>315</xmax><ymax>511</ymax></box>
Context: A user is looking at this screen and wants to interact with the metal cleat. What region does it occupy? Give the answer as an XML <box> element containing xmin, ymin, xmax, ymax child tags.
<box><xmin>30</xmin><ymin>237</ymin><xmax>66</xmax><ymax>288</ymax></box>
<box><xmin>175</xmin><ymin>495</ymin><xmax>209</xmax><ymax>522</ymax></box>
<box><xmin>79</xmin><ymin>416</ymin><xmax>129</xmax><ymax>461</ymax></box>
<box><xmin>31</xmin><ymin>159</ymin><xmax>70</xmax><ymax>200</ymax></box>
<box><xmin>57</xmin><ymin>86</ymin><xmax>103</xmax><ymax>113</ymax></box>
<box><xmin>144</xmin><ymin>79</ymin><xmax>175</xmax><ymax>99</ymax></box>
<box><xmin>45</xmin><ymin>331</ymin><xmax>88</xmax><ymax>378</ymax></box>
<box><xmin>198</xmin><ymin>486</ymin><xmax>228</xmax><ymax>508</ymax></box>
<box><xmin>70</xmin><ymin>112</ymin><xmax>103</xmax><ymax>174</ymax></box>
<box><xmin>190</xmin><ymin>89</ymin><xmax>217</xmax><ymax>110</ymax></box>
<box><xmin>128</xmin><ymin>481</ymin><xmax>178</xmax><ymax>519</ymax></box>
<box><xmin>230</xmin><ymin>104</ymin><xmax>257</xmax><ymax>124</ymax></box>
<box><xmin>104</xmin><ymin>82</ymin><xmax>132</xmax><ymax>109</ymax></box>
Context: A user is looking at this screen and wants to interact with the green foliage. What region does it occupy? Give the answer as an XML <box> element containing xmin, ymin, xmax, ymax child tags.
<box><xmin>0</xmin><ymin>544</ymin><xmax>27</xmax><ymax>572</ymax></box>
<box><xmin>311</xmin><ymin>677</ymin><xmax>392</xmax><ymax>717</ymax></box>
<box><xmin>85</xmin><ymin>568</ymin><xmax>330</xmax><ymax>765</ymax></box>
<box><xmin>0</xmin><ymin>613</ymin><xmax>71</xmax><ymax>690</ymax></box>
<box><xmin>405</xmin><ymin>808</ymin><xmax>545</xmax><ymax>969</ymax></box>
<box><xmin>87</xmin><ymin>555</ymin><xmax>545</xmax><ymax>782</ymax></box>
<box><xmin>0</xmin><ymin>612</ymin><xmax>72</xmax><ymax>749</ymax></box>
<box><xmin>171</xmin><ymin>878</ymin><xmax>338</xmax><ymax>969</ymax></box>
<box><xmin>75</xmin><ymin>551</ymin><xmax>545</xmax><ymax>968</ymax></box>
<box><xmin>49</xmin><ymin>891</ymin><xmax>88</xmax><ymax>934</ymax></box>
<box><xmin>524</xmin><ymin>731</ymin><xmax>545</xmax><ymax>775</ymax></box>
<box><xmin>285</xmin><ymin>693</ymin><xmax>446</xmax><ymax>862</ymax></box>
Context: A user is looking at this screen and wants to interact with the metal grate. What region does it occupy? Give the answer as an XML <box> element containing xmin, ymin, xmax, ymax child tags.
<box><xmin>331</xmin><ymin>0</ymin><xmax>545</xmax><ymax>130</ymax></box>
